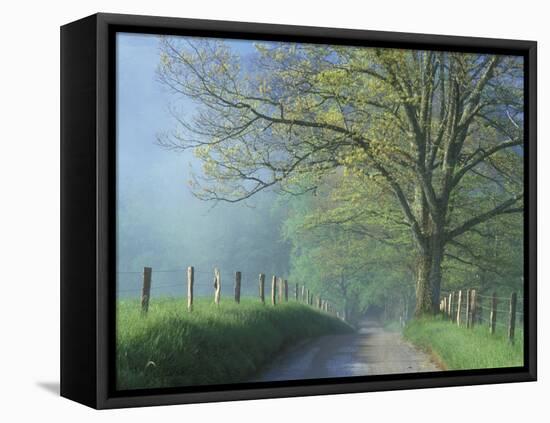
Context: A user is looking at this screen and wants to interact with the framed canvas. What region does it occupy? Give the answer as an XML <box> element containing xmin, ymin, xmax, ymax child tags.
<box><xmin>60</xmin><ymin>13</ymin><xmax>537</xmax><ymax>409</ymax></box>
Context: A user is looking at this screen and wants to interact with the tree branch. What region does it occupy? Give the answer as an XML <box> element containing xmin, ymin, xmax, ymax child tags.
<box><xmin>372</xmin><ymin>161</ymin><xmax>426</xmax><ymax>252</ymax></box>
<box><xmin>451</xmin><ymin>138</ymin><xmax>523</xmax><ymax>189</ymax></box>
<box><xmin>446</xmin><ymin>193</ymin><xmax>523</xmax><ymax>240</ymax></box>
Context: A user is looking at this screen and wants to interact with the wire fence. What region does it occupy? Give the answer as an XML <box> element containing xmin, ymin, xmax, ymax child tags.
<box><xmin>439</xmin><ymin>288</ymin><xmax>522</xmax><ymax>343</ymax></box>
<box><xmin>118</xmin><ymin>268</ymin><xmax>264</xmax><ymax>298</ymax></box>
<box><xmin>117</xmin><ymin>266</ymin><xmax>345</xmax><ymax>320</ymax></box>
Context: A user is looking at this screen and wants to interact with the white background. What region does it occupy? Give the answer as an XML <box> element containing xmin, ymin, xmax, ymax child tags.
<box><xmin>1</xmin><ymin>0</ymin><xmax>546</xmax><ymax>421</ymax></box>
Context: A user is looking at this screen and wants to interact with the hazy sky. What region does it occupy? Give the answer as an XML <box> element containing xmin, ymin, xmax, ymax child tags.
<box><xmin>116</xmin><ymin>33</ymin><xmax>289</xmax><ymax>296</ymax></box>
<box><xmin>116</xmin><ymin>33</ymin><xmax>191</xmax><ymax>274</ymax></box>
<box><xmin>116</xmin><ymin>32</ymin><xmax>265</xmax><ymax>223</ymax></box>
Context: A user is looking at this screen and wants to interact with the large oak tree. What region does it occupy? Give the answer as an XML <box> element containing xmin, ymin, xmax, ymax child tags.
<box><xmin>157</xmin><ymin>37</ymin><xmax>524</xmax><ymax>315</ymax></box>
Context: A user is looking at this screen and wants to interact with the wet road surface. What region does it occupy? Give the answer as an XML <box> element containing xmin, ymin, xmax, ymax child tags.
<box><xmin>254</xmin><ymin>319</ymin><xmax>440</xmax><ymax>382</ymax></box>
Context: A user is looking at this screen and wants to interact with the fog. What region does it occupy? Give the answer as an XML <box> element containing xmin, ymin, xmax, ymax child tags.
<box><xmin>116</xmin><ymin>33</ymin><xmax>290</xmax><ymax>298</ymax></box>
<box><xmin>115</xmin><ymin>33</ymin><xmax>524</xmax><ymax>325</ymax></box>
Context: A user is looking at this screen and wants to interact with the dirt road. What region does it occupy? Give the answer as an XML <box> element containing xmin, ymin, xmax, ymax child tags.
<box><xmin>254</xmin><ymin>319</ymin><xmax>439</xmax><ymax>381</ymax></box>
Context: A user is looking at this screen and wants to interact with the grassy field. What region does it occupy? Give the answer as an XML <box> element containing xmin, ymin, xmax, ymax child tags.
<box><xmin>403</xmin><ymin>316</ymin><xmax>523</xmax><ymax>370</ymax></box>
<box><xmin>117</xmin><ymin>298</ymin><xmax>353</xmax><ymax>390</ymax></box>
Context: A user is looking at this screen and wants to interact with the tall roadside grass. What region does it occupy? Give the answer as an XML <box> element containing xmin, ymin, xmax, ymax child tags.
<box><xmin>117</xmin><ymin>298</ymin><xmax>353</xmax><ymax>390</ymax></box>
<box><xmin>403</xmin><ymin>316</ymin><xmax>523</xmax><ymax>370</ymax></box>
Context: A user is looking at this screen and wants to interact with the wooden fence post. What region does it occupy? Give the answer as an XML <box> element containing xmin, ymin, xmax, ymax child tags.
<box><xmin>141</xmin><ymin>266</ymin><xmax>152</xmax><ymax>314</ymax></box>
<box><xmin>259</xmin><ymin>273</ymin><xmax>265</xmax><ymax>304</ymax></box>
<box><xmin>508</xmin><ymin>292</ymin><xmax>517</xmax><ymax>343</ymax></box>
<box><xmin>187</xmin><ymin>266</ymin><xmax>194</xmax><ymax>312</ymax></box>
<box><xmin>295</xmin><ymin>283</ymin><xmax>299</xmax><ymax>301</ymax></box>
<box><xmin>477</xmin><ymin>295</ymin><xmax>483</xmax><ymax>325</ymax></box>
<box><xmin>465</xmin><ymin>289</ymin><xmax>471</xmax><ymax>328</ymax></box>
<box><xmin>443</xmin><ymin>297</ymin><xmax>447</xmax><ymax>318</ymax></box>
<box><xmin>490</xmin><ymin>292</ymin><xmax>497</xmax><ymax>335</ymax></box>
<box><xmin>234</xmin><ymin>271</ymin><xmax>241</xmax><ymax>304</ymax></box>
<box><xmin>301</xmin><ymin>285</ymin><xmax>306</xmax><ymax>302</ymax></box>
<box><xmin>278</xmin><ymin>277</ymin><xmax>283</xmax><ymax>303</ymax></box>
<box><xmin>448</xmin><ymin>292</ymin><xmax>453</xmax><ymax>320</ymax></box>
<box><xmin>456</xmin><ymin>290</ymin><xmax>462</xmax><ymax>326</ymax></box>
<box><xmin>284</xmin><ymin>280</ymin><xmax>288</xmax><ymax>302</ymax></box>
<box><xmin>271</xmin><ymin>276</ymin><xmax>277</xmax><ymax>306</ymax></box>
<box><xmin>214</xmin><ymin>268</ymin><xmax>221</xmax><ymax>306</ymax></box>
<box><xmin>470</xmin><ymin>289</ymin><xmax>477</xmax><ymax>329</ymax></box>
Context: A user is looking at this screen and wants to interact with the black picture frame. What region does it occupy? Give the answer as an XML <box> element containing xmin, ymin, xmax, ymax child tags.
<box><xmin>60</xmin><ymin>12</ymin><xmax>537</xmax><ymax>409</ymax></box>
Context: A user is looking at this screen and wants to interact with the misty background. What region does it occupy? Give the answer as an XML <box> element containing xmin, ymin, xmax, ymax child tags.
<box><xmin>116</xmin><ymin>33</ymin><xmax>290</xmax><ymax>298</ymax></box>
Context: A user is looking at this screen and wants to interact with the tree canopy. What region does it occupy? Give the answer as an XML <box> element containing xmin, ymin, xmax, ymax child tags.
<box><xmin>157</xmin><ymin>37</ymin><xmax>524</xmax><ymax>317</ymax></box>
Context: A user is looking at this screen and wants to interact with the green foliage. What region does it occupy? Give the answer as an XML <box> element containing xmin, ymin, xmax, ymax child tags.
<box><xmin>156</xmin><ymin>37</ymin><xmax>525</xmax><ymax>315</ymax></box>
<box><xmin>280</xmin><ymin>173</ymin><xmax>416</xmax><ymax>322</ymax></box>
<box><xmin>117</xmin><ymin>298</ymin><xmax>352</xmax><ymax>389</ymax></box>
<box><xmin>404</xmin><ymin>316</ymin><xmax>523</xmax><ymax>370</ymax></box>
<box><xmin>442</xmin><ymin>212</ymin><xmax>524</xmax><ymax>295</ymax></box>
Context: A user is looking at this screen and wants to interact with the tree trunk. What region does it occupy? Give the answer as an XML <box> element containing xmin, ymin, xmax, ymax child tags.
<box><xmin>415</xmin><ymin>232</ymin><xmax>444</xmax><ymax>316</ymax></box>
<box><xmin>343</xmin><ymin>297</ymin><xmax>349</xmax><ymax>322</ymax></box>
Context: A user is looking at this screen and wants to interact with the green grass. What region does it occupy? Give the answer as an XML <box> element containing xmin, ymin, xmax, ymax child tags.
<box><xmin>117</xmin><ymin>297</ymin><xmax>353</xmax><ymax>390</ymax></box>
<box><xmin>403</xmin><ymin>316</ymin><xmax>523</xmax><ymax>370</ymax></box>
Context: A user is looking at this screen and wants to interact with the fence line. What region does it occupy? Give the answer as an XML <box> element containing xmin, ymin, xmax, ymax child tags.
<box><xmin>438</xmin><ymin>288</ymin><xmax>520</xmax><ymax>343</ymax></box>
<box><xmin>122</xmin><ymin>266</ymin><xmax>344</xmax><ymax>321</ymax></box>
